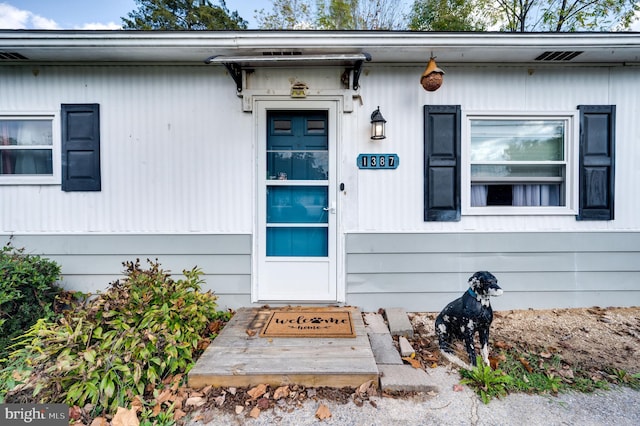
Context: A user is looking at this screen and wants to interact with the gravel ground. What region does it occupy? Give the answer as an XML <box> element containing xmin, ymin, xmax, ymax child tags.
<box><xmin>185</xmin><ymin>366</ymin><xmax>640</xmax><ymax>426</ymax></box>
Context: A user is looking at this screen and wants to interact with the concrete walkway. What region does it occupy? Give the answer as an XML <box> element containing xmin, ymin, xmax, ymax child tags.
<box><xmin>186</xmin><ymin>365</ymin><xmax>640</xmax><ymax>425</ymax></box>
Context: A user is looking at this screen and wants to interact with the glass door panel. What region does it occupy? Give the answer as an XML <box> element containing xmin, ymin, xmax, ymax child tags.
<box><xmin>266</xmin><ymin>111</ymin><xmax>329</xmax><ymax>258</ymax></box>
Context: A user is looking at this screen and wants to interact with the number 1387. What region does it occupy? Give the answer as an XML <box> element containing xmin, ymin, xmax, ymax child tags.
<box><xmin>357</xmin><ymin>154</ymin><xmax>399</xmax><ymax>169</ymax></box>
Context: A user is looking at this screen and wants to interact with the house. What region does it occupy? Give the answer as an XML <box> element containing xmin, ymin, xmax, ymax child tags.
<box><xmin>1</xmin><ymin>30</ymin><xmax>639</xmax><ymax>312</ymax></box>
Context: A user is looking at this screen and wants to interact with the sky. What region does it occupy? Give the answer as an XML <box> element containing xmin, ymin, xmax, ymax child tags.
<box><xmin>0</xmin><ymin>0</ymin><xmax>638</xmax><ymax>31</ymax></box>
<box><xmin>0</xmin><ymin>0</ymin><xmax>271</xmax><ymax>29</ymax></box>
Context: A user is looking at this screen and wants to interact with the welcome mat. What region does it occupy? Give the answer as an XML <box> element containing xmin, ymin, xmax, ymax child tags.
<box><xmin>259</xmin><ymin>308</ymin><xmax>356</xmax><ymax>338</ymax></box>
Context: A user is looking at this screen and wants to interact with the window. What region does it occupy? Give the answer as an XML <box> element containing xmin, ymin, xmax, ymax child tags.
<box><xmin>0</xmin><ymin>115</ymin><xmax>59</xmax><ymax>184</ymax></box>
<box><xmin>424</xmin><ymin>105</ymin><xmax>614</xmax><ymax>221</ymax></box>
<box><xmin>465</xmin><ymin>113</ymin><xmax>577</xmax><ymax>214</ymax></box>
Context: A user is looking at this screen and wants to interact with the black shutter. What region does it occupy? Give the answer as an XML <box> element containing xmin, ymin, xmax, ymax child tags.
<box><xmin>577</xmin><ymin>105</ymin><xmax>615</xmax><ymax>220</ymax></box>
<box><xmin>424</xmin><ymin>105</ymin><xmax>461</xmax><ymax>221</ymax></box>
<box><xmin>61</xmin><ymin>104</ymin><xmax>101</xmax><ymax>191</ymax></box>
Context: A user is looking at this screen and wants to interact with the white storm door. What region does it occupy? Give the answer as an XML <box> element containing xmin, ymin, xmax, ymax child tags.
<box><xmin>256</xmin><ymin>103</ymin><xmax>337</xmax><ymax>302</ymax></box>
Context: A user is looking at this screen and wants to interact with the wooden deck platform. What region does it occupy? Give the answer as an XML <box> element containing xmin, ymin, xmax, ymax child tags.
<box><xmin>188</xmin><ymin>307</ymin><xmax>379</xmax><ymax>389</ymax></box>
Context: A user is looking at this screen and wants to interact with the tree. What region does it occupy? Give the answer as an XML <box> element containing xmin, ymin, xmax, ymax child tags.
<box><xmin>541</xmin><ymin>0</ymin><xmax>640</xmax><ymax>31</ymax></box>
<box><xmin>408</xmin><ymin>0</ymin><xmax>639</xmax><ymax>31</ymax></box>
<box><xmin>256</xmin><ymin>0</ymin><xmax>315</xmax><ymax>29</ymax></box>
<box><xmin>355</xmin><ymin>0</ymin><xmax>407</xmax><ymax>29</ymax></box>
<box><xmin>316</xmin><ymin>0</ymin><xmax>358</xmax><ymax>29</ymax></box>
<box><xmin>257</xmin><ymin>0</ymin><xmax>406</xmax><ymax>30</ymax></box>
<box><xmin>408</xmin><ymin>0</ymin><xmax>495</xmax><ymax>31</ymax></box>
<box><xmin>492</xmin><ymin>0</ymin><xmax>640</xmax><ymax>31</ymax></box>
<box><xmin>122</xmin><ymin>0</ymin><xmax>247</xmax><ymax>30</ymax></box>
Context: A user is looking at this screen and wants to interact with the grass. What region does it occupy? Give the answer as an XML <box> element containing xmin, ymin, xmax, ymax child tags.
<box><xmin>459</xmin><ymin>346</ymin><xmax>631</xmax><ymax>403</ymax></box>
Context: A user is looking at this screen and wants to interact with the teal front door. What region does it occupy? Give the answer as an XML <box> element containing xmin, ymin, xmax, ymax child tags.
<box><xmin>256</xmin><ymin>106</ymin><xmax>337</xmax><ymax>302</ymax></box>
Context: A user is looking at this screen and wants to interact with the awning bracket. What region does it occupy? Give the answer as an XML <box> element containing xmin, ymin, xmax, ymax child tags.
<box><xmin>222</xmin><ymin>62</ymin><xmax>243</xmax><ymax>92</ymax></box>
<box><xmin>205</xmin><ymin>53</ymin><xmax>371</xmax><ymax>93</ymax></box>
<box><xmin>351</xmin><ymin>55</ymin><xmax>369</xmax><ymax>90</ymax></box>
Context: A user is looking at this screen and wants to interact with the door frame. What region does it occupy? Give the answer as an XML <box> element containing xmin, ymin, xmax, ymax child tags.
<box><xmin>252</xmin><ymin>97</ymin><xmax>345</xmax><ymax>304</ymax></box>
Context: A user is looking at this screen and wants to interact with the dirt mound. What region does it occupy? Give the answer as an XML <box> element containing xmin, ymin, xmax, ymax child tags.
<box><xmin>410</xmin><ymin>306</ymin><xmax>640</xmax><ymax>374</ymax></box>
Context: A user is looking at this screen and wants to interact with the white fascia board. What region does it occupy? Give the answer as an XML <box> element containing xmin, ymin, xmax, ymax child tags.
<box><xmin>1</xmin><ymin>31</ymin><xmax>639</xmax><ymax>64</ymax></box>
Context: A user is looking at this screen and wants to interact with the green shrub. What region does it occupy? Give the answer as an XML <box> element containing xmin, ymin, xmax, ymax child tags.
<box><xmin>2</xmin><ymin>259</ymin><xmax>222</xmax><ymax>414</ymax></box>
<box><xmin>0</xmin><ymin>244</ymin><xmax>61</xmax><ymax>359</ymax></box>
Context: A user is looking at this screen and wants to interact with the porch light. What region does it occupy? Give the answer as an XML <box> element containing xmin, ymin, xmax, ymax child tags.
<box><xmin>370</xmin><ymin>106</ymin><xmax>386</xmax><ymax>140</ymax></box>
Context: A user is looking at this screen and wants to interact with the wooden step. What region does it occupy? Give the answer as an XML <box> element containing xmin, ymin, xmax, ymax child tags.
<box><xmin>188</xmin><ymin>307</ymin><xmax>379</xmax><ymax>389</ymax></box>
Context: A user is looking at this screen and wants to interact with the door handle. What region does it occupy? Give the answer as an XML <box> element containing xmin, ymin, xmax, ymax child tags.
<box><xmin>323</xmin><ymin>202</ymin><xmax>336</xmax><ymax>214</ymax></box>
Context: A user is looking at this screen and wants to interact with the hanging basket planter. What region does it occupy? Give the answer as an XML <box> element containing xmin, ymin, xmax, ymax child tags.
<box><xmin>420</xmin><ymin>57</ymin><xmax>445</xmax><ymax>92</ymax></box>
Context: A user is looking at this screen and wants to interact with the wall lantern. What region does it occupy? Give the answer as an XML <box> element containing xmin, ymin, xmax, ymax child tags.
<box><xmin>370</xmin><ymin>106</ymin><xmax>386</xmax><ymax>140</ymax></box>
<box><xmin>420</xmin><ymin>56</ymin><xmax>445</xmax><ymax>92</ymax></box>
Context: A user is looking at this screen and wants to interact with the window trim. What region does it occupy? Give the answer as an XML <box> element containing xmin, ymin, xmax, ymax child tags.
<box><xmin>462</xmin><ymin>111</ymin><xmax>579</xmax><ymax>216</ymax></box>
<box><xmin>0</xmin><ymin>112</ymin><xmax>60</xmax><ymax>185</ymax></box>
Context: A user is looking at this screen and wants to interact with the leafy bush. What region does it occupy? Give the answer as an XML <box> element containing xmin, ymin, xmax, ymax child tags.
<box><xmin>1</xmin><ymin>259</ymin><xmax>224</xmax><ymax>414</ymax></box>
<box><xmin>0</xmin><ymin>244</ymin><xmax>61</xmax><ymax>359</ymax></box>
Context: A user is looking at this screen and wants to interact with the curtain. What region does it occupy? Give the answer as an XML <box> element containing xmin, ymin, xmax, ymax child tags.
<box><xmin>513</xmin><ymin>185</ymin><xmax>559</xmax><ymax>206</ymax></box>
<box><xmin>471</xmin><ymin>184</ymin><xmax>560</xmax><ymax>207</ymax></box>
<box><xmin>471</xmin><ymin>185</ymin><xmax>488</xmax><ymax>206</ymax></box>
<box><xmin>15</xmin><ymin>122</ymin><xmax>50</xmax><ymax>174</ymax></box>
<box><xmin>1</xmin><ymin>122</ymin><xmax>12</xmax><ymax>174</ymax></box>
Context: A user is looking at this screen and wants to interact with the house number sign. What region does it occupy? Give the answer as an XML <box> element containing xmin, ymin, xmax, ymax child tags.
<box><xmin>357</xmin><ymin>154</ymin><xmax>399</xmax><ymax>169</ymax></box>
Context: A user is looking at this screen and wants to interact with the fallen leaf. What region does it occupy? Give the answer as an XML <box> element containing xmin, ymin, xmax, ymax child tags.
<box><xmin>519</xmin><ymin>357</ymin><xmax>533</xmax><ymax>373</ymax></box>
<box><xmin>208</xmin><ymin>319</ymin><xmax>224</xmax><ymax>334</ymax></box>
<box><xmin>69</xmin><ymin>406</ymin><xmax>83</xmax><ymax>421</ymax></box>
<box><xmin>246</xmin><ymin>329</ymin><xmax>257</xmax><ymax>337</ymax></box>
<box><xmin>356</xmin><ymin>380</ymin><xmax>376</xmax><ymax>398</ymax></box>
<box><xmin>247</xmin><ymin>384</ymin><xmax>268</xmax><ymax>400</ymax></box>
<box><xmin>235</xmin><ymin>405</ymin><xmax>244</xmax><ymax>414</ymax></box>
<box><xmin>185</xmin><ymin>396</ymin><xmax>206</xmax><ymax>407</ymax></box>
<box><xmin>197</xmin><ymin>338</ymin><xmax>211</xmax><ymax>351</ymax></box>
<box><xmin>90</xmin><ymin>417</ymin><xmax>109</xmax><ymax>426</ymax></box>
<box><xmin>249</xmin><ymin>407</ymin><xmax>261</xmax><ymax>418</ymax></box>
<box><xmin>424</xmin><ymin>354</ymin><xmax>439</xmax><ymax>363</ymax></box>
<box><xmin>257</xmin><ymin>397</ymin><xmax>270</xmax><ymax>410</ymax></box>
<box><xmin>156</xmin><ymin>389</ymin><xmax>173</xmax><ymax>405</ymax></box>
<box><xmin>173</xmin><ymin>409</ymin><xmax>187</xmax><ymax>422</ymax></box>
<box><xmin>495</xmin><ymin>341</ymin><xmax>512</xmax><ymax>350</ymax></box>
<box><xmin>559</xmin><ymin>367</ymin><xmax>575</xmax><ymax>380</ymax></box>
<box><xmin>112</xmin><ymin>407</ymin><xmax>139</xmax><ymax>426</ymax></box>
<box><xmin>131</xmin><ymin>395</ymin><xmax>144</xmax><ymax>411</ymax></box>
<box><xmin>539</xmin><ymin>352</ymin><xmax>552</xmax><ymax>359</ymax></box>
<box><xmin>453</xmin><ymin>384</ymin><xmax>465</xmax><ymax>392</ymax></box>
<box><xmin>489</xmin><ymin>353</ymin><xmax>506</xmax><ymax>370</ymax></box>
<box><xmin>402</xmin><ymin>356</ymin><xmax>422</xmax><ymax>369</ymax></box>
<box><xmin>151</xmin><ymin>403</ymin><xmax>162</xmax><ymax>417</ymax></box>
<box><xmin>273</xmin><ymin>386</ymin><xmax>290</xmax><ymax>400</ymax></box>
<box><xmin>214</xmin><ymin>393</ymin><xmax>226</xmax><ymax>407</ymax></box>
<box><xmin>489</xmin><ymin>356</ymin><xmax>500</xmax><ymax>370</ymax></box>
<box><xmin>315</xmin><ymin>404</ymin><xmax>332</xmax><ymax>420</ymax></box>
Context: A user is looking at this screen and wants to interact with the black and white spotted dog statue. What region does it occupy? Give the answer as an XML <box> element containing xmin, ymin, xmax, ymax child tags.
<box><xmin>435</xmin><ymin>271</ymin><xmax>503</xmax><ymax>369</ymax></box>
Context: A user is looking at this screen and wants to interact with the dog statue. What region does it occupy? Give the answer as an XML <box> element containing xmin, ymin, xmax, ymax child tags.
<box><xmin>435</xmin><ymin>271</ymin><xmax>503</xmax><ymax>369</ymax></box>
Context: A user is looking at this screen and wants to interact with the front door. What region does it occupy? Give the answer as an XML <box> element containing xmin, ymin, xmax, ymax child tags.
<box><xmin>256</xmin><ymin>103</ymin><xmax>337</xmax><ymax>302</ymax></box>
